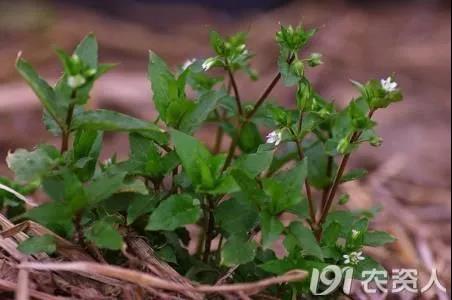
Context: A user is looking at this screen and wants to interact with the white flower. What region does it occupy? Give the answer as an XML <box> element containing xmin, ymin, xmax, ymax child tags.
<box><xmin>182</xmin><ymin>58</ymin><xmax>196</xmax><ymax>70</ymax></box>
<box><xmin>266</xmin><ymin>130</ymin><xmax>283</xmax><ymax>146</ymax></box>
<box><xmin>380</xmin><ymin>77</ymin><xmax>398</xmax><ymax>92</ymax></box>
<box><xmin>343</xmin><ymin>251</ymin><xmax>365</xmax><ymax>265</ymax></box>
<box><xmin>202</xmin><ymin>57</ymin><xmax>217</xmax><ymax>71</ymax></box>
<box><xmin>351</xmin><ymin>230</ymin><xmax>360</xmax><ymax>239</ymax></box>
<box><xmin>67</xmin><ymin>74</ymin><xmax>86</xmax><ymax>89</ymax></box>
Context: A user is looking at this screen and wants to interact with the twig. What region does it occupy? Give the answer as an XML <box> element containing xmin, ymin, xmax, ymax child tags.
<box><xmin>19</xmin><ymin>261</ymin><xmax>307</xmax><ymax>295</ymax></box>
<box><xmin>0</xmin><ymin>278</ymin><xmax>66</xmax><ymax>300</ymax></box>
<box><xmin>16</xmin><ymin>260</ymin><xmax>29</xmax><ymax>300</ymax></box>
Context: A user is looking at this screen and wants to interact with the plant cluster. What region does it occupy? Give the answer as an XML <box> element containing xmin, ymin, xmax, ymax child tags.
<box><xmin>1</xmin><ymin>24</ymin><xmax>403</xmax><ymax>298</ymax></box>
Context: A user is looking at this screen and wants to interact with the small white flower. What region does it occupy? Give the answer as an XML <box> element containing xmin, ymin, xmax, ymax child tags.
<box><xmin>380</xmin><ymin>77</ymin><xmax>398</xmax><ymax>92</ymax></box>
<box><xmin>343</xmin><ymin>251</ymin><xmax>365</xmax><ymax>265</ymax></box>
<box><xmin>202</xmin><ymin>57</ymin><xmax>217</xmax><ymax>71</ymax></box>
<box><xmin>182</xmin><ymin>58</ymin><xmax>196</xmax><ymax>70</ymax></box>
<box><xmin>67</xmin><ymin>74</ymin><xmax>86</xmax><ymax>89</ymax></box>
<box><xmin>266</xmin><ymin>130</ymin><xmax>283</xmax><ymax>146</ymax></box>
<box><xmin>351</xmin><ymin>230</ymin><xmax>360</xmax><ymax>239</ymax></box>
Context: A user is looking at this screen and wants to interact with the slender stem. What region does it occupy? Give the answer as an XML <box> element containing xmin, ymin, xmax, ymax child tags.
<box><xmin>321</xmin><ymin>155</ymin><xmax>334</xmax><ymax>209</ymax></box>
<box><xmin>202</xmin><ymin>198</ymin><xmax>215</xmax><ymax>263</ymax></box>
<box><xmin>318</xmin><ymin>109</ymin><xmax>376</xmax><ymax>225</ymax></box>
<box><xmin>221</xmin><ymin>58</ymin><xmax>292</xmax><ymax>173</ymax></box>
<box><xmin>227</xmin><ymin>69</ymin><xmax>243</xmax><ymax>116</ymax></box>
<box><xmin>73</xmin><ymin>212</ymin><xmax>85</xmax><ymax>248</ymax></box>
<box><xmin>294</xmin><ymin>140</ymin><xmax>316</xmax><ymax>224</ymax></box>
<box><xmin>60</xmin><ymin>103</ymin><xmax>75</xmax><ymax>153</ymax></box>
<box><xmin>221</xmin><ymin>131</ymin><xmax>239</xmax><ymax>173</ymax></box>
<box><xmin>213</xmin><ymin>110</ymin><xmax>225</xmax><ymax>154</ymax></box>
<box><xmin>247</xmin><ymin>55</ymin><xmax>295</xmax><ymax>120</ymax></box>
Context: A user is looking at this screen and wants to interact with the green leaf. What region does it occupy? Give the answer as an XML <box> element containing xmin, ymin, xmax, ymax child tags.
<box><xmin>364</xmin><ymin>231</ymin><xmax>396</xmax><ymax>247</ymax></box>
<box><xmin>85</xmin><ymin>220</ymin><xmax>123</xmax><ymax>250</ymax></box>
<box><xmin>259</xmin><ymin>258</ymin><xmax>297</xmax><ymax>275</ymax></box>
<box><xmin>221</xmin><ymin>236</ymin><xmax>257</xmax><ymax>266</ymax></box>
<box><xmin>118</xmin><ymin>179</ymin><xmax>148</xmax><ymax>195</ymax></box>
<box><xmin>321</xmin><ymin>222</ymin><xmax>342</xmax><ymax>247</ymax></box>
<box><xmin>260</xmin><ymin>212</ymin><xmax>284</xmax><ymax>249</ymax></box>
<box><xmin>232</xmin><ymin>151</ymin><xmax>273</xmax><ymax>178</ymax></box>
<box><xmin>72</xmin><ymin>130</ymin><xmax>103</xmax><ymax>181</ymax></box>
<box><xmin>215</xmin><ymin>196</ymin><xmax>258</xmax><ymax>236</ymax></box>
<box><xmin>6</xmin><ymin>146</ymin><xmax>59</xmax><ymax>184</ymax></box>
<box><xmin>288</xmin><ymin>222</ymin><xmax>323</xmax><ymax>259</ymax></box>
<box><xmin>146</xmin><ymin>194</ymin><xmax>202</xmax><ymax>231</ymax></box>
<box><xmin>179</xmin><ymin>90</ymin><xmax>226</xmax><ymax>133</ymax></box>
<box><xmin>74</xmin><ymin>33</ymin><xmax>98</xmax><ymax>69</ymax></box>
<box><xmin>238</xmin><ymin>122</ymin><xmax>263</xmax><ymax>154</ymax></box>
<box><xmin>125</xmin><ymin>133</ymin><xmax>165</xmax><ymax>178</ymax></box>
<box><xmin>26</xmin><ymin>202</ymin><xmax>74</xmax><ymax>232</ymax></box>
<box><xmin>278</xmin><ymin>50</ymin><xmax>300</xmax><ymax>87</ymax></box>
<box><xmin>85</xmin><ymin>166</ymin><xmax>126</xmax><ymax>205</ymax></box>
<box><xmin>231</xmin><ymin>169</ymin><xmax>270</xmax><ymax>209</ymax></box>
<box><xmin>17</xmin><ymin>235</ymin><xmax>56</xmax><ymax>255</ymax></box>
<box><xmin>72</xmin><ymin>109</ymin><xmax>167</xmax><ymax>145</ymax></box>
<box><xmin>263</xmin><ymin>160</ymin><xmax>308</xmax><ymax>214</ymax></box>
<box><xmin>148</xmin><ymin>51</ymin><xmax>176</xmax><ymax>121</ymax></box>
<box><xmin>305</xmin><ymin>142</ymin><xmax>334</xmax><ymax>189</ymax></box>
<box><xmin>171</xmin><ymin>129</ymin><xmax>213</xmax><ymax>186</ymax></box>
<box><xmin>15</xmin><ymin>57</ymin><xmax>63</xmax><ymax>129</ymax></box>
<box><xmin>127</xmin><ymin>194</ymin><xmax>159</xmax><ymax>225</ymax></box>
<box><xmin>340</xmin><ymin>168</ymin><xmax>368</xmax><ymax>183</ymax></box>
<box><xmin>41</xmin><ymin>170</ymin><xmax>88</xmax><ymax>212</ymax></box>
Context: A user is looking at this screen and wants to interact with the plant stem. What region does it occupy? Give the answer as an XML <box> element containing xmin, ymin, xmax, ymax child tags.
<box><xmin>290</xmin><ymin>124</ymin><xmax>316</xmax><ymax>231</ymax></box>
<box><xmin>73</xmin><ymin>212</ymin><xmax>86</xmax><ymax>248</ymax></box>
<box><xmin>213</xmin><ymin>110</ymin><xmax>225</xmax><ymax>154</ymax></box>
<box><xmin>221</xmin><ymin>58</ymin><xmax>293</xmax><ymax>173</ymax></box>
<box><xmin>321</xmin><ymin>142</ymin><xmax>334</xmax><ymax>209</ymax></box>
<box><xmin>318</xmin><ymin>109</ymin><xmax>376</xmax><ymax>226</ymax></box>
<box><xmin>60</xmin><ymin>103</ymin><xmax>75</xmax><ymax>153</ymax></box>
<box><xmin>247</xmin><ymin>55</ymin><xmax>294</xmax><ymax>120</ymax></box>
<box><xmin>227</xmin><ymin>69</ymin><xmax>243</xmax><ymax>116</ymax></box>
<box><xmin>202</xmin><ymin>198</ymin><xmax>215</xmax><ymax>263</ymax></box>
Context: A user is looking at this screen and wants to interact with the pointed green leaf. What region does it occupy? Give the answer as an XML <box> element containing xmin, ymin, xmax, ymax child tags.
<box><xmin>215</xmin><ymin>196</ymin><xmax>258</xmax><ymax>236</ymax></box>
<box><xmin>72</xmin><ymin>109</ymin><xmax>167</xmax><ymax>144</ymax></box>
<box><xmin>73</xmin><ymin>130</ymin><xmax>103</xmax><ymax>181</ymax></box>
<box><xmin>85</xmin><ymin>220</ymin><xmax>123</xmax><ymax>250</ymax></box>
<box><xmin>260</xmin><ymin>212</ymin><xmax>284</xmax><ymax>249</ymax></box>
<box><xmin>127</xmin><ymin>194</ymin><xmax>159</xmax><ymax>225</ymax></box>
<box><xmin>74</xmin><ymin>33</ymin><xmax>98</xmax><ymax>69</ymax></box>
<box><xmin>263</xmin><ymin>159</ymin><xmax>308</xmax><ymax>213</ymax></box>
<box><xmin>289</xmin><ymin>222</ymin><xmax>323</xmax><ymax>260</ymax></box>
<box><xmin>147</xmin><ymin>194</ymin><xmax>202</xmax><ymax>231</ymax></box>
<box><xmin>18</xmin><ymin>235</ymin><xmax>56</xmax><ymax>255</ymax></box>
<box><xmin>85</xmin><ymin>166</ymin><xmax>126</xmax><ymax>205</ymax></box>
<box><xmin>179</xmin><ymin>90</ymin><xmax>226</xmax><ymax>133</ymax></box>
<box><xmin>16</xmin><ymin>57</ymin><xmax>63</xmax><ymax>128</ymax></box>
<box><xmin>364</xmin><ymin>231</ymin><xmax>397</xmax><ymax>247</ymax></box>
<box><xmin>148</xmin><ymin>51</ymin><xmax>175</xmax><ymax>120</ymax></box>
<box><xmin>221</xmin><ymin>236</ymin><xmax>257</xmax><ymax>267</ymax></box>
<box><xmin>171</xmin><ymin>129</ymin><xmax>212</xmax><ymax>186</ymax></box>
<box><xmin>232</xmin><ymin>150</ymin><xmax>273</xmax><ymax>178</ymax></box>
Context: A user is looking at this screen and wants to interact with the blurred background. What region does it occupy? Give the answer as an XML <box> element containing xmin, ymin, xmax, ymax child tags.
<box><xmin>0</xmin><ymin>0</ymin><xmax>450</xmax><ymax>298</ymax></box>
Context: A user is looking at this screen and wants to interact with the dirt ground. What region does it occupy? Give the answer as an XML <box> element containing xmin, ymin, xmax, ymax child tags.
<box><xmin>0</xmin><ymin>0</ymin><xmax>450</xmax><ymax>298</ymax></box>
